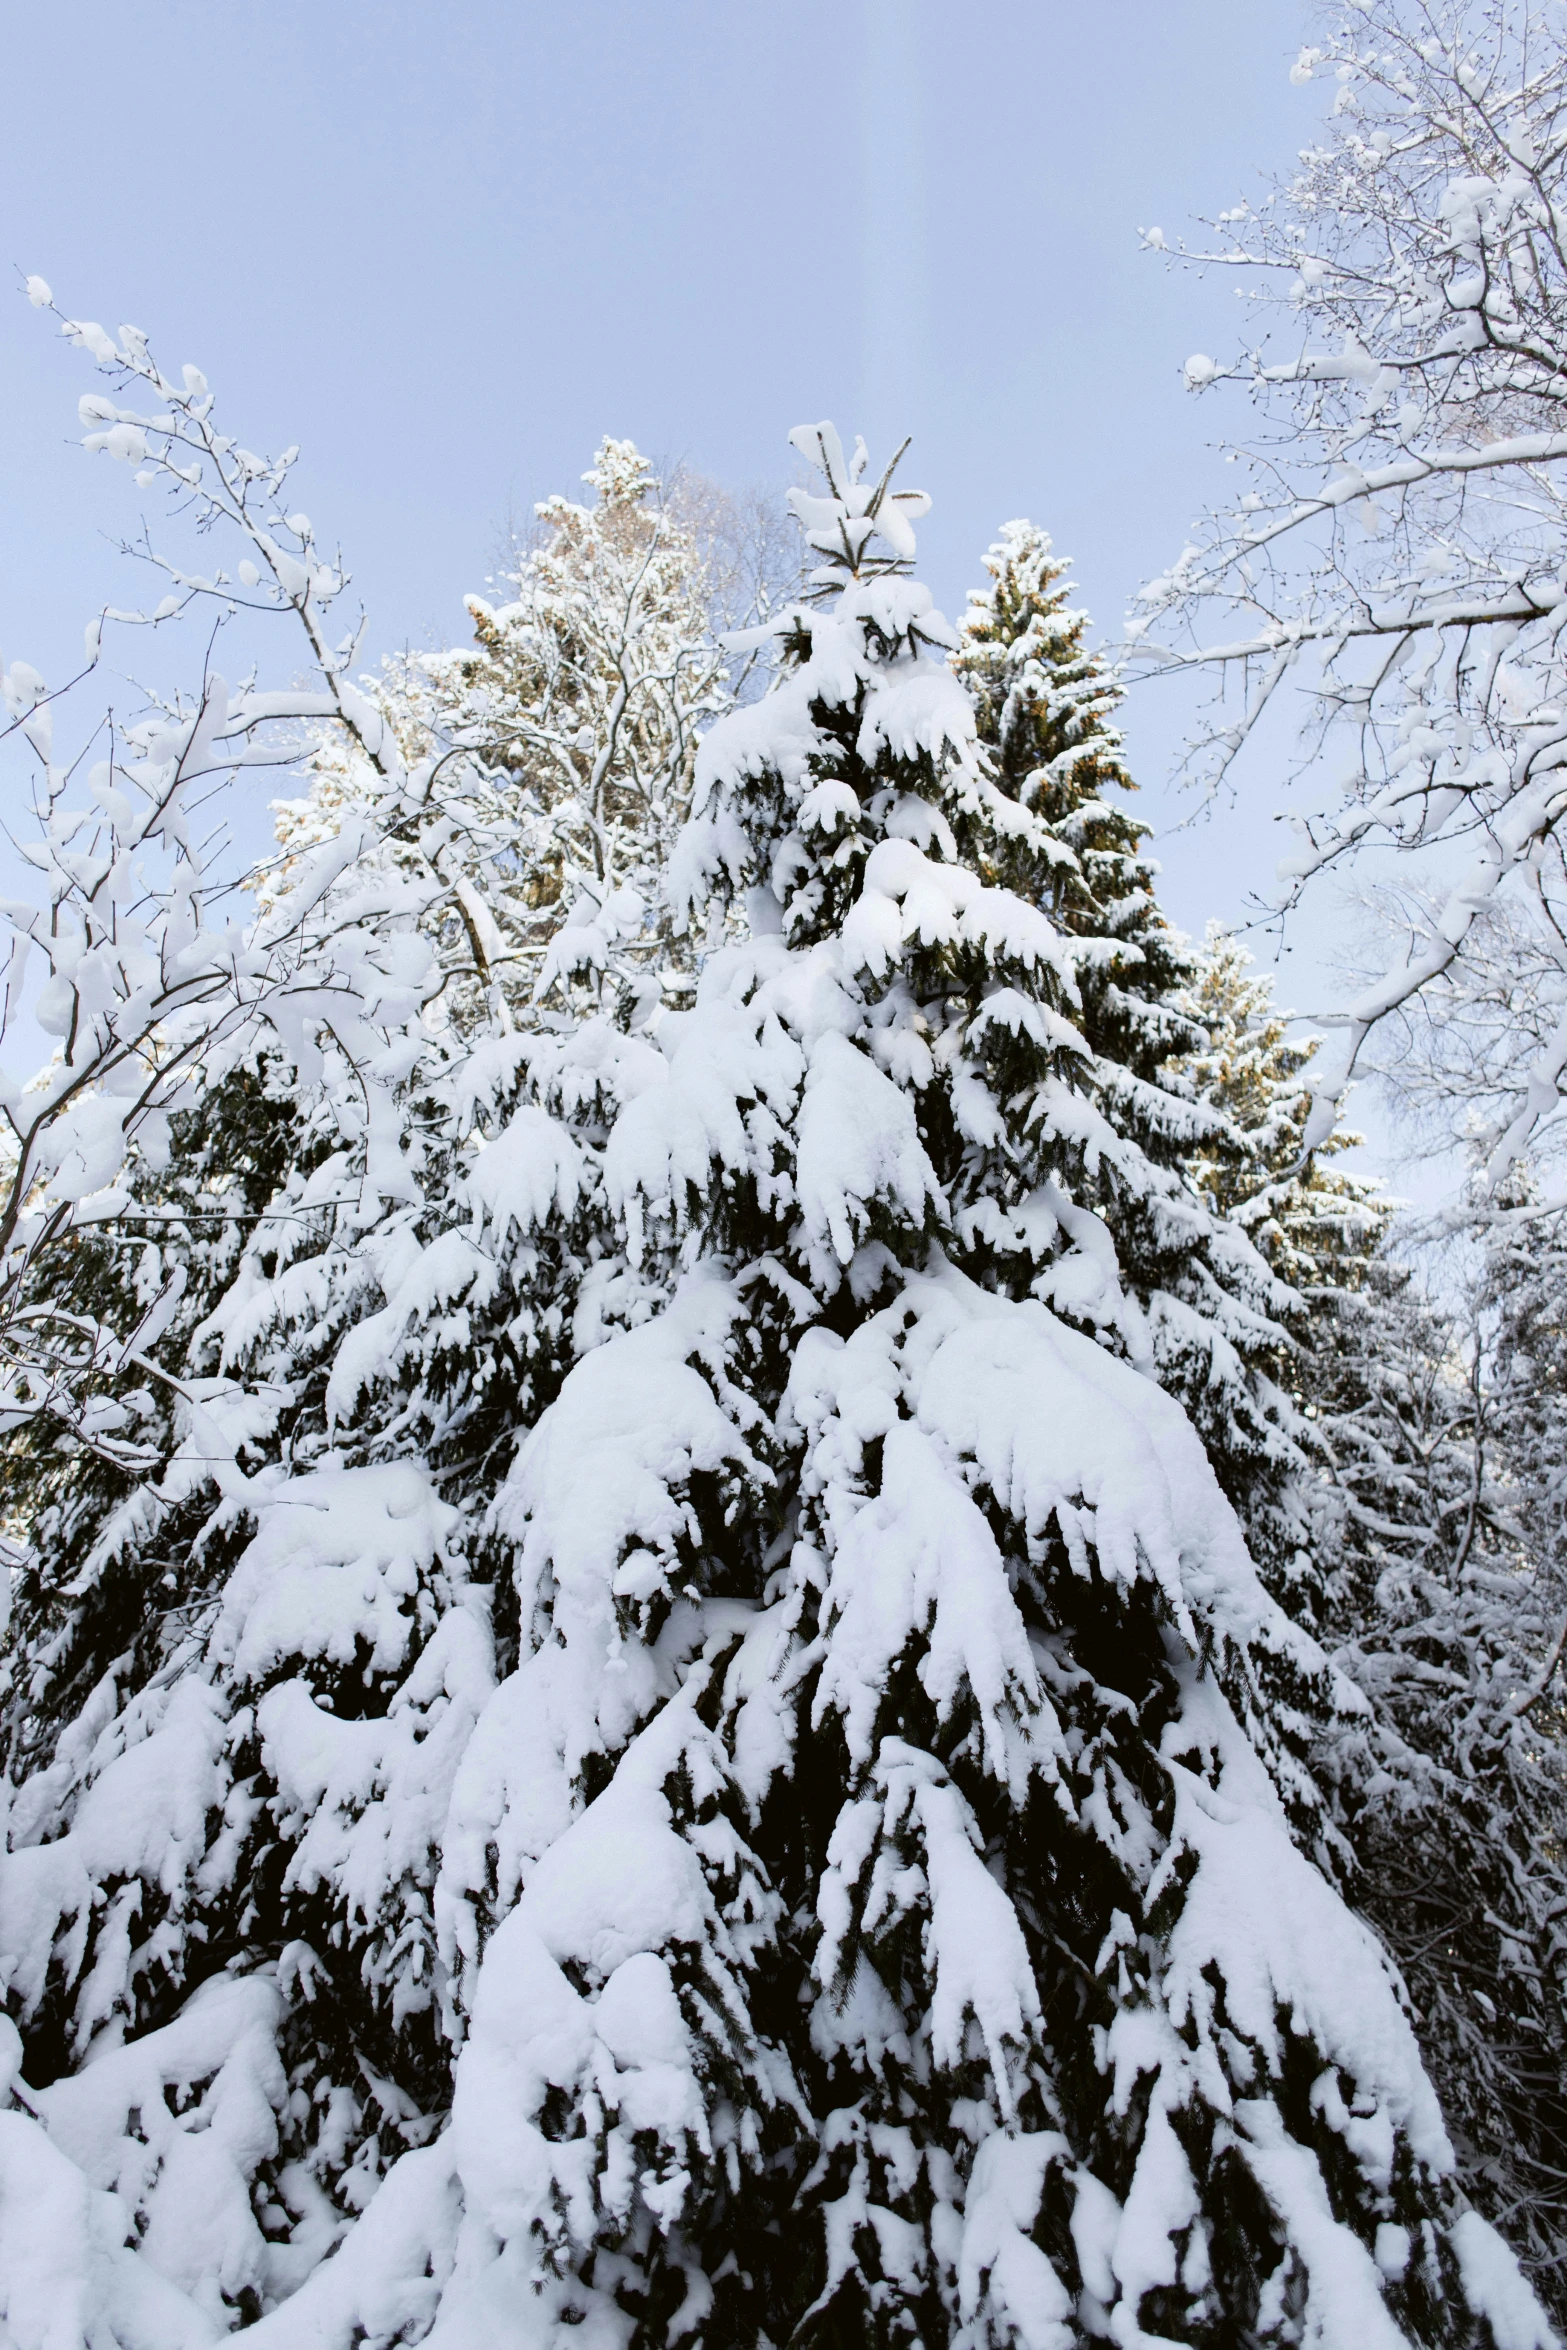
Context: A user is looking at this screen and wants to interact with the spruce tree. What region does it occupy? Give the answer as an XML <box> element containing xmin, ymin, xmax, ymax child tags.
<box><xmin>1174</xmin><ymin>925</ymin><xmax>1389</xmax><ymax>1377</ymax></box>
<box><xmin>953</xmin><ymin>530</ymin><xmax>1299</xmax><ymax>1544</ymax></box>
<box><xmin>421</xmin><ymin>426</ymin><xmax>1542</xmax><ymax>2349</ymax></box>
<box><xmin>306</xmin><ymin>429</ymin><xmax>1547</xmax><ymax>2341</ymax></box>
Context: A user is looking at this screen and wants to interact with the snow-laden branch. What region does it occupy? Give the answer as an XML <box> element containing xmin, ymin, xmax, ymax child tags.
<box><xmin>1130</xmin><ymin>0</ymin><xmax>1567</xmax><ymax>1178</ymax></box>
<box><xmin>0</xmin><ymin>289</ymin><xmax>466</xmax><ymax>1460</ymax></box>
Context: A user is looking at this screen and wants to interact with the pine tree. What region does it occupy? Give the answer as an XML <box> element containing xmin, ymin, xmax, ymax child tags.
<box><xmin>953</xmin><ymin>533</ymin><xmax>1301</xmax><ymax>1552</ymax></box>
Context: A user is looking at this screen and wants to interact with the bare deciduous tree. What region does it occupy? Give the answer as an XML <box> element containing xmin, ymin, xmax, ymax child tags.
<box><xmin>1132</xmin><ymin>1</ymin><xmax>1567</xmax><ymax>1178</ymax></box>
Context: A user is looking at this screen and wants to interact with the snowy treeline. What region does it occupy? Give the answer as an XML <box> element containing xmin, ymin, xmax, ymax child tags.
<box><xmin>5</xmin><ymin>10</ymin><xmax>1567</xmax><ymax>2339</ymax></box>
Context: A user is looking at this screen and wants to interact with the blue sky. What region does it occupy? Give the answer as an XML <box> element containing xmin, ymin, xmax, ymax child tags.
<box><xmin>1</xmin><ymin>1</ymin><xmax>1327</xmax><ymax>949</ymax></box>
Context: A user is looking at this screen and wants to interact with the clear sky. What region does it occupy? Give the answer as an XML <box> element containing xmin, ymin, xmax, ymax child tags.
<box><xmin>0</xmin><ymin>1</ymin><xmax>1330</xmax><ymax>953</ymax></box>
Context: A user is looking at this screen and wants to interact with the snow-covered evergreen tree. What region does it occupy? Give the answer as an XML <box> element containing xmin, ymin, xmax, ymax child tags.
<box><xmin>4</xmin><ymin>429</ymin><xmax>739</xmax><ymax>1774</ymax></box>
<box><xmin>1</xmin><ymin>420</ymin><xmax>1553</xmax><ymax>2348</ymax></box>
<box><xmin>413</xmin><ymin>424</ymin><xmax>1544</xmax><ymax>2349</ymax></box>
<box><xmin>1173</xmin><ymin>924</ymin><xmax>1390</xmax><ymax>1403</ymax></box>
<box><xmin>0</xmin><ymin>400</ymin><xmax>689</xmax><ymax>2321</ymax></box>
<box><xmin>953</xmin><ymin>533</ymin><xmax>1299</xmax><ymax>1544</ymax></box>
<box><xmin>1170</xmin><ymin>933</ymin><xmax>1567</xmax><ymax>2304</ymax></box>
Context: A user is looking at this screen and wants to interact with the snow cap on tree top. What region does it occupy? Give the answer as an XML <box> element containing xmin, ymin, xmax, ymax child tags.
<box><xmin>788</xmin><ymin>421</ymin><xmax>931</xmax><ymax>578</ymax></box>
